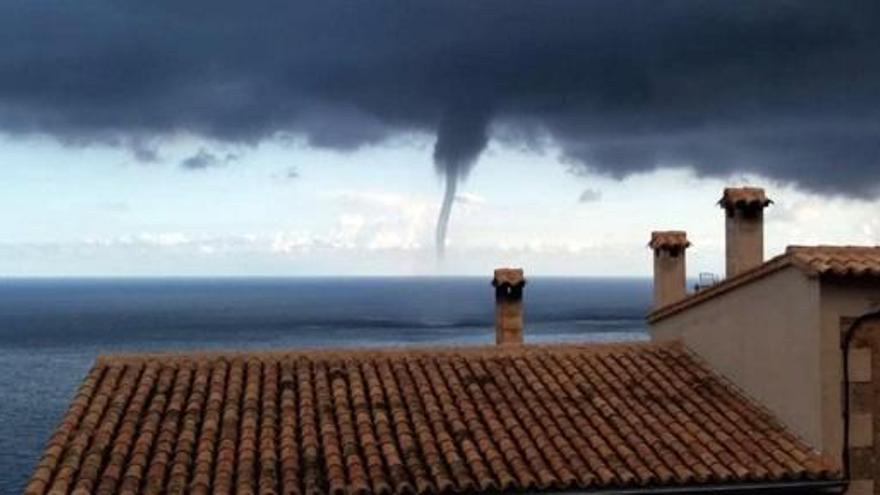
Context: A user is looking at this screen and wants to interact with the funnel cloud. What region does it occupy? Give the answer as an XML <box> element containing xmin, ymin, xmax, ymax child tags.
<box><xmin>432</xmin><ymin>108</ymin><xmax>490</xmax><ymax>258</ymax></box>
<box><xmin>1</xmin><ymin>1</ymin><xmax>879</xmax><ymax>255</ymax></box>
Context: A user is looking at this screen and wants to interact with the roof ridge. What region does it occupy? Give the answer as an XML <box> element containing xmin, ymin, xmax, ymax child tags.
<box><xmin>650</xmin><ymin>244</ymin><xmax>880</xmax><ymax>323</ymax></box>
<box><xmin>648</xmin><ymin>250</ymin><xmax>795</xmax><ymax>322</ymax></box>
<box><xmin>787</xmin><ymin>244</ymin><xmax>880</xmax><ymax>251</ymax></box>
<box><xmin>94</xmin><ymin>340</ymin><xmax>666</xmax><ymax>365</ymax></box>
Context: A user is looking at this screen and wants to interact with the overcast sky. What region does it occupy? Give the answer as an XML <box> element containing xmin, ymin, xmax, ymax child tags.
<box><xmin>1</xmin><ymin>1</ymin><xmax>878</xmax><ymax>276</ymax></box>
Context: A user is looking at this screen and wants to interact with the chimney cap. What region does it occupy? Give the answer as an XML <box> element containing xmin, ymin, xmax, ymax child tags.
<box><xmin>492</xmin><ymin>267</ymin><xmax>525</xmax><ymax>288</ymax></box>
<box><xmin>649</xmin><ymin>231</ymin><xmax>691</xmax><ymax>251</ymax></box>
<box><xmin>718</xmin><ymin>187</ymin><xmax>773</xmax><ymax>210</ymax></box>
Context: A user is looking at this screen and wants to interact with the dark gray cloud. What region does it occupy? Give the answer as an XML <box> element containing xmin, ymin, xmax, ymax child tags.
<box><xmin>579</xmin><ymin>189</ymin><xmax>602</xmax><ymax>204</ymax></box>
<box><xmin>180</xmin><ymin>149</ymin><xmax>237</xmax><ymax>170</ymax></box>
<box><xmin>272</xmin><ymin>167</ymin><xmax>300</xmax><ymax>180</ymax></box>
<box><xmin>1</xmin><ymin>1</ymin><xmax>879</xmax><ymax>196</ymax></box>
<box><xmin>130</xmin><ymin>140</ymin><xmax>160</xmax><ymax>163</ymax></box>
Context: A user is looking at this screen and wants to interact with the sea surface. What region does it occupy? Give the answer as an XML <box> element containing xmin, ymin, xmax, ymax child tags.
<box><xmin>0</xmin><ymin>277</ymin><xmax>650</xmax><ymax>492</ymax></box>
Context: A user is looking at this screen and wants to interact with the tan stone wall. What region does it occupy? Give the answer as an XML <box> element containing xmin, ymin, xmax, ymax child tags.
<box><xmin>821</xmin><ymin>283</ymin><xmax>880</xmax><ymax>478</ymax></box>
<box><xmin>843</xmin><ymin>316</ymin><xmax>880</xmax><ymax>494</ymax></box>
<box><xmin>495</xmin><ymin>298</ymin><xmax>523</xmax><ymax>345</ymax></box>
<box><xmin>492</xmin><ymin>268</ymin><xmax>525</xmax><ymax>345</ymax></box>
<box><xmin>651</xmin><ymin>266</ymin><xmax>825</xmax><ymax>449</ymax></box>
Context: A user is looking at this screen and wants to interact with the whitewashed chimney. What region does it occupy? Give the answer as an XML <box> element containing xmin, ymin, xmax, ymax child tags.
<box><xmin>719</xmin><ymin>187</ymin><xmax>772</xmax><ymax>278</ymax></box>
<box><xmin>649</xmin><ymin>231</ymin><xmax>690</xmax><ymax>309</ymax></box>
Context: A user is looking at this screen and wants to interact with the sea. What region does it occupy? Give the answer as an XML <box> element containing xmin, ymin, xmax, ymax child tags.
<box><xmin>0</xmin><ymin>277</ymin><xmax>650</xmax><ymax>493</ymax></box>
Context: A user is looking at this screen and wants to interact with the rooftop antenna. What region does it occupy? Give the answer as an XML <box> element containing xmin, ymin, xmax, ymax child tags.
<box><xmin>693</xmin><ymin>272</ymin><xmax>719</xmax><ymax>292</ymax></box>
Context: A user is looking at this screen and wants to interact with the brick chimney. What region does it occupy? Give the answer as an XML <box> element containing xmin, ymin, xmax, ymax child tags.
<box><xmin>718</xmin><ymin>187</ymin><xmax>772</xmax><ymax>278</ymax></box>
<box><xmin>649</xmin><ymin>231</ymin><xmax>690</xmax><ymax>309</ymax></box>
<box><xmin>492</xmin><ymin>268</ymin><xmax>525</xmax><ymax>345</ymax></box>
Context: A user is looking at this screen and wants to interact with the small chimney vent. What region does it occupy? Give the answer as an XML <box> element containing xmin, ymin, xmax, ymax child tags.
<box><xmin>649</xmin><ymin>231</ymin><xmax>691</xmax><ymax>309</ymax></box>
<box><xmin>718</xmin><ymin>187</ymin><xmax>772</xmax><ymax>278</ymax></box>
<box><xmin>492</xmin><ymin>268</ymin><xmax>525</xmax><ymax>345</ymax></box>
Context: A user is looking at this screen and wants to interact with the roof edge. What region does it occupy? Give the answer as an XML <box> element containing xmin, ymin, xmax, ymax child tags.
<box><xmin>546</xmin><ymin>479</ymin><xmax>844</xmax><ymax>494</ymax></box>
<box><xmin>647</xmin><ymin>252</ymin><xmax>797</xmax><ymax>323</ymax></box>
<box><xmin>649</xmin><ymin>244</ymin><xmax>880</xmax><ymax>323</ymax></box>
<box><xmin>95</xmin><ymin>340</ymin><xmax>667</xmax><ymax>365</ymax></box>
<box><xmin>677</xmin><ymin>344</ymin><xmax>835</xmax><ymax>467</ymax></box>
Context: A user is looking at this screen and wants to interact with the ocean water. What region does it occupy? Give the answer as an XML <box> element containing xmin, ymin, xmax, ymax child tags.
<box><xmin>0</xmin><ymin>277</ymin><xmax>650</xmax><ymax>492</ymax></box>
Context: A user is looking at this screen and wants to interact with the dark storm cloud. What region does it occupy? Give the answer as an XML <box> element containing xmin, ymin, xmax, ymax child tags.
<box><xmin>1</xmin><ymin>0</ymin><xmax>879</xmax><ymax>195</ymax></box>
<box><xmin>180</xmin><ymin>149</ymin><xmax>237</xmax><ymax>170</ymax></box>
<box><xmin>130</xmin><ymin>141</ymin><xmax>160</xmax><ymax>163</ymax></box>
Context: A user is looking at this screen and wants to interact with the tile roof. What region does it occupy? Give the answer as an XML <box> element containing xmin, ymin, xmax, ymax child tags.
<box><xmin>649</xmin><ymin>245</ymin><xmax>880</xmax><ymax>322</ymax></box>
<box><xmin>718</xmin><ymin>187</ymin><xmax>772</xmax><ymax>210</ymax></box>
<box><xmin>25</xmin><ymin>342</ymin><xmax>837</xmax><ymax>495</ymax></box>
<box><xmin>787</xmin><ymin>245</ymin><xmax>880</xmax><ymax>277</ymax></box>
<box><xmin>648</xmin><ymin>231</ymin><xmax>691</xmax><ymax>251</ymax></box>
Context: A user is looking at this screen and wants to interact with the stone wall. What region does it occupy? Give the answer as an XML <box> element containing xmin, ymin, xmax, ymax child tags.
<box><xmin>844</xmin><ymin>316</ymin><xmax>880</xmax><ymax>494</ymax></box>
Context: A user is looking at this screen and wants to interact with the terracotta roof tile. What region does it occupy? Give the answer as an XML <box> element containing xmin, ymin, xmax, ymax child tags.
<box><xmin>787</xmin><ymin>245</ymin><xmax>880</xmax><ymax>277</ymax></box>
<box><xmin>26</xmin><ymin>343</ymin><xmax>837</xmax><ymax>494</ymax></box>
<box><xmin>649</xmin><ymin>245</ymin><xmax>880</xmax><ymax>322</ymax></box>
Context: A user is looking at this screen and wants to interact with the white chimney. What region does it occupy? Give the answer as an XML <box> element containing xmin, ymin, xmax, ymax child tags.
<box><xmin>649</xmin><ymin>231</ymin><xmax>690</xmax><ymax>309</ymax></box>
<box><xmin>719</xmin><ymin>187</ymin><xmax>772</xmax><ymax>278</ymax></box>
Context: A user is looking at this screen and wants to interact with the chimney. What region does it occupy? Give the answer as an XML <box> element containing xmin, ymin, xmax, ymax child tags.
<box><xmin>649</xmin><ymin>231</ymin><xmax>690</xmax><ymax>309</ymax></box>
<box><xmin>718</xmin><ymin>187</ymin><xmax>772</xmax><ymax>278</ymax></box>
<box><xmin>492</xmin><ymin>268</ymin><xmax>525</xmax><ymax>345</ymax></box>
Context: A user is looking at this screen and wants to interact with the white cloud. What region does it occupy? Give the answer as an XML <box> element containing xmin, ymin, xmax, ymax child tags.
<box><xmin>3</xmin><ymin>140</ymin><xmax>879</xmax><ymax>276</ymax></box>
<box><xmin>333</xmin><ymin>214</ymin><xmax>367</xmax><ymax>248</ymax></box>
<box><xmin>861</xmin><ymin>219</ymin><xmax>880</xmax><ymax>243</ymax></box>
<box><xmin>325</xmin><ymin>189</ymin><xmax>433</xmax><ymax>250</ymax></box>
<box><xmin>329</xmin><ymin>190</ymin><xmax>414</xmax><ymax>209</ymax></box>
<box><xmin>270</xmin><ymin>231</ymin><xmax>317</xmax><ymax>253</ymax></box>
<box><xmin>367</xmin><ymin>231</ymin><xmax>420</xmax><ymax>251</ymax></box>
<box><xmin>84</xmin><ymin>232</ymin><xmax>192</xmax><ymax>248</ymax></box>
<box><xmin>763</xmin><ymin>190</ymin><xmax>880</xmax><ymax>249</ymax></box>
<box><xmin>455</xmin><ymin>192</ymin><xmax>487</xmax><ymax>206</ymax></box>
